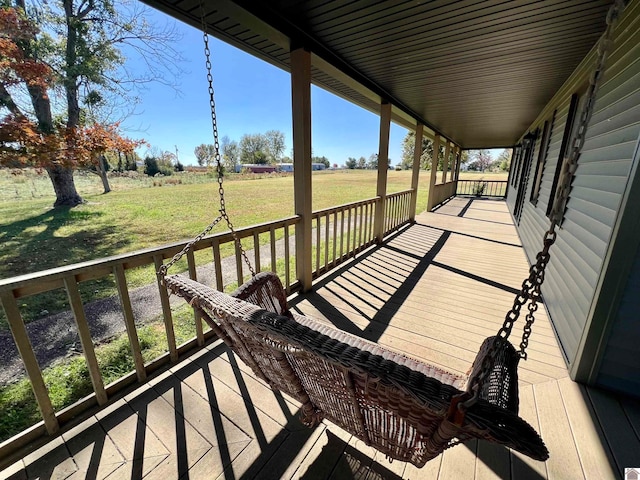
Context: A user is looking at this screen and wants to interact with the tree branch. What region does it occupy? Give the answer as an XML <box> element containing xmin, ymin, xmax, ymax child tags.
<box><xmin>0</xmin><ymin>84</ymin><xmax>24</xmax><ymax>117</ymax></box>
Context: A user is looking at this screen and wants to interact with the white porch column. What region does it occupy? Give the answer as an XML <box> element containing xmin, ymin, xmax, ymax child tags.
<box><xmin>426</xmin><ymin>135</ymin><xmax>441</xmax><ymax>211</ymax></box>
<box><xmin>291</xmin><ymin>47</ymin><xmax>313</xmax><ymax>292</ymax></box>
<box><xmin>373</xmin><ymin>102</ymin><xmax>392</xmax><ymax>243</ymax></box>
<box><xmin>409</xmin><ymin>123</ymin><xmax>423</xmax><ymax>221</ymax></box>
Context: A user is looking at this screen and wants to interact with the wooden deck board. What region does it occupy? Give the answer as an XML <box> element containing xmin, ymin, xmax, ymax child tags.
<box><xmin>4</xmin><ymin>198</ymin><xmax>637</xmax><ymax>480</ymax></box>
<box><xmin>556</xmin><ymin>377</ymin><xmax>617</xmax><ymax>480</ymax></box>
<box><xmin>587</xmin><ymin>387</ymin><xmax>640</xmax><ymax>476</ymax></box>
<box><xmin>534</xmin><ymin>380</ymin><xmax>584</xmax><ymax>479</ymax></box>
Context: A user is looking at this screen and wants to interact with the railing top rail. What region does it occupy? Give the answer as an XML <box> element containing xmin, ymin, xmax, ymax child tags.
<box><xmin>385</xmin><ymin>188</ymin><xmax>415</xmax><ymax>198</ymax></box>
<box><xmin>457</xmin><ymin>179</ymin><xmax>508</xmax><ymax>183</ymax></box>
<box><xmin>0</xmin><ymin>215</ymin><xmax>300</xmax><ymax>295</ymax></box>
<box><xmin>312</xmin><ymin>196</ymin><xmax>379</xmax><ymax>217</ymax></box>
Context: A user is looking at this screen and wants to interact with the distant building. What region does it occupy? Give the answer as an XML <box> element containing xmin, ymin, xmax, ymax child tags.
<box><xmin>234</xmin><ymin>164</ymin><xmax>278</xmax><ymax>173</ymax></box>
<box><xmin>238</xmin><ymin>162</ymin><xmax>327</xmax><ymax>173</ymax></box>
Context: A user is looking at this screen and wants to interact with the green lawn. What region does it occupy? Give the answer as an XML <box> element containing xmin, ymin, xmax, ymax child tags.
<box><xmin>0</xmin><ymin>169</ymin><xmax>417</xmax><ymax>279</ymax></box>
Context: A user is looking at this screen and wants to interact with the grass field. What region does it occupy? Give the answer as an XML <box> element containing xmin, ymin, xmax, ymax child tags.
<box><xmin>0</xmin><ymin>167</ymin><xmax>507</xmax><ymax>441</ymax></box>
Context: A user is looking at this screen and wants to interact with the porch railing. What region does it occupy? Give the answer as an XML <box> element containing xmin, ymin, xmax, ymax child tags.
<box><xmin>456</xmin><ymin>179</ymin><xmax>508</xmax><ymax>197</ymax></box>
<box><xmin>384</xmin><ymin>189</ymin><xmax>413</xmax><ymax>235</ymax></box>
<box><xmin>0</xmin><ymin>193</ymin><xmax>414</xmax><ymax>464</ymax></box>
<box><xmin>312</xmin><ymin>197</ymin><xmax>377</xmax><ymax>278</ymax></box>
<box><xmin>0</xmin><ymin>215</ymin><xmax>300</xmax><ymax>464</ymax></box>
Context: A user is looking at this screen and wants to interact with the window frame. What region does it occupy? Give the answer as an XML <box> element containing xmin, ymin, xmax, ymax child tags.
<box><xmin>530</xmin><ymin>110</ymin><xmax>557</xmax><ymax>205</ymax></box>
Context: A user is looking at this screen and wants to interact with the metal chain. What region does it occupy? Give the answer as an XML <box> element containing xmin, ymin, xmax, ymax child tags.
<box><xmin>157</xmin><ymin>9</ymin><xmax>256</xmax><ymax>282</ymax></box>
<box><xmin>464</xmin><ymin>0</ymin><xmax>625</xmax><ymax>404</ymax></box>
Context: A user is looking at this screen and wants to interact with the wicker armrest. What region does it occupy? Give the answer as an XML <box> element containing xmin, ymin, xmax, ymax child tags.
<box><xmin>230</xmin><ymin>271</ymin><xmax>291</xmax><ymax>317</ymax></box>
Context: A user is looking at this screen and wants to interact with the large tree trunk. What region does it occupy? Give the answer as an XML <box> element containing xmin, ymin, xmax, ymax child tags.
<box><xmin>47</xmin><ymin>165</ymin><xmax>84</xmax><ymax>207</ymax></box>
<box><xmin>97</xmin><ymin>155</ymin><xmax>111</xmax><ymax>193</ymax></box>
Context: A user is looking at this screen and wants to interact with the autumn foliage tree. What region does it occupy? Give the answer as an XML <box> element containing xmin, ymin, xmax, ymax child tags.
<box><xmin>0</xmin><ymin>0</ymin><xmax>180</xmax><ymax>206</ymax></box>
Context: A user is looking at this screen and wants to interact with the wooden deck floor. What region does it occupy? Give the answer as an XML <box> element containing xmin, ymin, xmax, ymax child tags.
<box><xmin>3</xmin><ymin>198</ymin><xmax>640</xmax><ymax>479</ymax></box>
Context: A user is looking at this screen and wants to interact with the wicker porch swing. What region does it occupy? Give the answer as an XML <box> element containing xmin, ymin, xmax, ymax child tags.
<box><xmin>156</xmin><ymin>0</ymin><xmax>624</xmax><ymax>467</ymax></box>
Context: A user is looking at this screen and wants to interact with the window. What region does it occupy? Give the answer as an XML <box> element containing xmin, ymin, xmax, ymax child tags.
<box><xmin>530</xmin><ymin>110</ymin><xmax>556</xmax><ymax>205</ymax></box>
<box><xmin>547</xmin><ymin>90</ymin><xmax>584</xmax><ymax>218</ymax></box>
<box><xmin>510</xmin><ymin>145</ymin><xmax>522</xmax><ymax>187</ymax></box>
<box><xmin>514</xmin><ymin>130</ymin><xmax>538</xmax><ymax>223</ymax></box>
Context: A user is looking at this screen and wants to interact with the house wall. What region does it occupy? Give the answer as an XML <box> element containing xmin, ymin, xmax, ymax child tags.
<box><xmin>596</xmin><ymin>242</ymin><xmax>640</xmax><ymax>394</ymax></box>
<box><xmin>506</xmin><ymin>0</ymin><xmax>640</xmax><ymax>384</ymax></box>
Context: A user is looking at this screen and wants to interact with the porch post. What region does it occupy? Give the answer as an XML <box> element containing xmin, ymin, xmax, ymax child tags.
<box><xmin>373</xmin><ymin>101</ymin><xmax>392</xmax><ymax>243</ymax></box>
<box><xmin>409</xmin><ymin>123</ymin><xmax>423</xmax><ymax>221</ymax></box>
<box><xmin>291</xmin><ymin>47</ymin><xmax>313</xmax><ymax>292</ymax></box>
<box><xmin>442</xmin><ymin>141</ymin><xmax>451</xmax><ymax>183</ymax></box>
<box><xmin>426</xmin><ymin>135</ymin><xmax>441</xmax><ymax>211</ymax></box>
<box><xmin>453</xmin><ymin>146</ymin><xmax>461</xmax><ymax>181</ymax></box>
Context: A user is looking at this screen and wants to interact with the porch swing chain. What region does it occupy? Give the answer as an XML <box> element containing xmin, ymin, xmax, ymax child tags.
<box><xmin>463</xmin><ymin>0</ymin><xmax>625</xmax><ymax>407</ymax></box>
<box><xmin>158</xmin><ymin>12</ymin><xmax>256</xmax><ymax>281</ymax></box>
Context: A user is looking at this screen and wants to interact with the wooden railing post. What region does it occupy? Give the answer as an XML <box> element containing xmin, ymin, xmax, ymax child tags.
<box><xmin>1</xmin><ymin>291</ymin><xmax>59</xmax><ymax>435</ymax></box>
<box><xmin>373</xmin><ymin>101</ymin><xmax>392</xmax><ymax>243</ymax></box>
<box><xmin>291</xmin><ymin>47</ymin><xmax>313</xmax><ymax>291</ymax></box>
<box><xmin>442</xmin><ymin>141</ymin><xmax>451</xmax><ymax>184</ymax></box>
<box><xmin>154</xmin><ymin>255</ymin><xmax>178</xmax><ymax>362</ymax></box>
<box><xmin>427</xmin><ymin>135</ymin><xmax>441</xmax><ymax>211</ymax></box>
<box><xmin>64</xmin><ymin>277</ymin><xmax>108</xmax><ymax>405</ymax></box>
<box><xmin>409</xmin><ymin>123</ymin><xmax>423</xmax><ymax>221</ymax></box>
<box><xmin>113</xmin><ymin>265</ymin><xmax>147</xmax><ymax>381</ymax></box>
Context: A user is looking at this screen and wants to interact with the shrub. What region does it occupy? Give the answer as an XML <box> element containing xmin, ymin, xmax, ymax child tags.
<box><xmin>144</xmin><ymin>157</ymin><xmax>172</xmax><ymax>176</ymax></box>
<box><xmin>473</xmin><ymin>180</ymin><xmax>487</xmax><ymax>196</ymax></box>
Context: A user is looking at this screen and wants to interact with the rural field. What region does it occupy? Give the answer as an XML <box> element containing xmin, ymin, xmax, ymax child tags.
<box><xmin>0</xmin><ymin>168</ymin><xmax>507</xmax><ymax>282</ymax></box>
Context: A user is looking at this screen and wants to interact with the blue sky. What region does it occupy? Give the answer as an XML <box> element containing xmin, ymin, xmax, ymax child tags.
<box><xmin>122</xmin><ymin>7</ymin><xmax>410</xmax><ymax>167</ymax></box>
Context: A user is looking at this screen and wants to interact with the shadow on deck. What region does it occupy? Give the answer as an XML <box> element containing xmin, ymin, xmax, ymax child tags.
<box><xmin>3</xmin><ymin>198</ymin><xmax>639</xmax><ymax>479</ymax></box>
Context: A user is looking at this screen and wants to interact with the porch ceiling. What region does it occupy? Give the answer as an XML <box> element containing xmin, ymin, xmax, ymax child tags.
<box><xmin>142</xmin><ymin>0</ymin><xmax>612</xmax><ymax>148</ymax></box>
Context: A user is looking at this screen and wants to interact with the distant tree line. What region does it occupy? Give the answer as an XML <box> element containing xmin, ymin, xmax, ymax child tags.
<box><xmin>344</xmin><ymin>153</ymin><xmax>380</xmax><ymax>170</ymax></box>
<box><xmin>194</xmin><ymin>130</ymin><xmax>331</xmax><ymax>171</ymax></box>
<box><xmin>194</xmin><ymin>130</ymin><xmax>286</xmax><ymax>170</ymax></box>
<box><xmin>398</xmin><ymin>132</ymin><xmax>511</xmax><ymax>173</ymax></box>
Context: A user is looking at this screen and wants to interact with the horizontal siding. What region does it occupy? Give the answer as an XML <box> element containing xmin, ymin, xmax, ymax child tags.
<box><xmin>508</xmin><ymin>0</ymin><xmax>640</xmax><ymax>365</ymax></box>
<box><xmin>596</xmin><ymin>245</ymin><xmax>640</xmax><ymax>395</ymax></box>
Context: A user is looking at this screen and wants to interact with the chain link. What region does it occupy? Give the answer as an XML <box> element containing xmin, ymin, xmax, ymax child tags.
<box><xmin>465</xmin><ymin>0</ymin><xmax>625</xmax><ymax>403</ymax></box>
<box><xmin>157</xmin><ymin>8</ymin><xmax>256</xmax><ymax>283</ymax></box>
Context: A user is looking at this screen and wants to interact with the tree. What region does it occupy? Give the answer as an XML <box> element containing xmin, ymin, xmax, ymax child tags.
<box><xmin>469</xmin><ymin>149</ymin><xmax>493</xmax><ymax>171</ymax></box>
<box><xmin>357</xmin><ymin>156</ymin><xmax>366</xmax><ymax>169</ymax></box>
<box><xmin>220</xmin><ymin>136</ymin><xmax>239</xmax><ymax>171</ymax></box>
<box><xmin>194</xmin><ymin>144</ymin><xmax>215</xmax><ymax>167</ymax></box>
<box><xmin>0</xmin><ymin>0</ymin><xmax>182</xmax><ymax>207</ymax></box>
<box><xmin>345</xmin><ymin>157</ymin><xmax>357</xmax><ymax>169</ymax></box>
<box><xmin>239</xmin><ymin>133</ymin><xmax>269</xmax><ymax>164</ymax></box>
<box><xmin>367</xmin><ymin>153</ymin><xmax>378</xmax><ymax>170</ymax></box>
<box><xmin>264</xmin><ymin>130</ymin><xmax>285</xmax><ymax>163</ymax></box>
<box><xmin>496</xmin><ymin>148</ymin><xmax>512</xmax><ymax>171</ymax></box>
<box><xmin>400</xmin><ymin>131</ymin><xmax>435</xmax><ymax>170</ymax></box>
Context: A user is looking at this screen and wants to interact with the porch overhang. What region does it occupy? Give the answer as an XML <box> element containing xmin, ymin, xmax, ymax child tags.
<box><xmin>140</xmin><ymin>0</ymin><xmax>611</xmax><ymax>148</ymax></box>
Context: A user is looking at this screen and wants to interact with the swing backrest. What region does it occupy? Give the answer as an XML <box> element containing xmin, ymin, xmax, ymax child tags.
<box><xmin>164</xmin><ymin>273</ymin><xmax>548</xmax><ymax>466</ymax></box>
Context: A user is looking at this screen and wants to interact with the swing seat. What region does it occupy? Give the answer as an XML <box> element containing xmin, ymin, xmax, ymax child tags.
<box><xmin>164</xmin><ymin>272</ymin><xmax>548</xmax><ymax>467</ymax></box>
